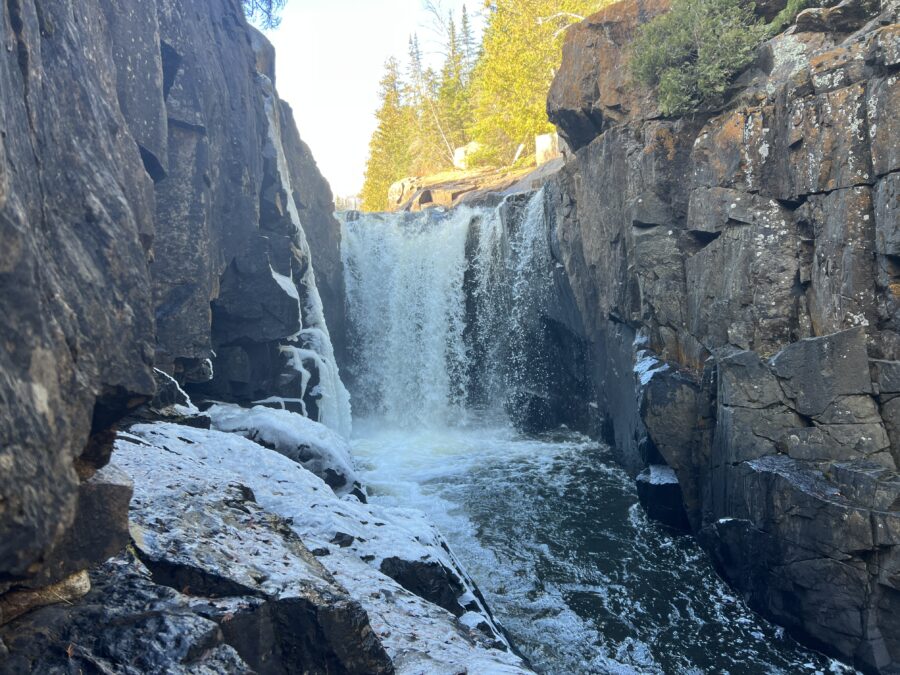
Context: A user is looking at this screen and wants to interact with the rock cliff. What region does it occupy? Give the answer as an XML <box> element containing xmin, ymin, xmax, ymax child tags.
<box><xmin>546</xmin><ymin>0</ymin><xmax>900</xmax><ymax>671</ymax></box>
<box><xmin>1</xmin><ymin>0</ymin><xmax>345</xmax><ymax>596</ymax></box>
<box><xmin>0</xmin><ymin>0</ymin><xmax>524</xmax><ymax>671</ymax></box>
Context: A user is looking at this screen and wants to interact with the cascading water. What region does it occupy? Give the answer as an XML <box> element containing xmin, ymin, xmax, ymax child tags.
<box><xmin>340</xmin><ymin>207</ymin><xmax>473</xmax><ymax>426</ymax></box>
<box><xmin>340</xmin><ymin>189</ymin><xmax>556</xmax><ymax>427</ymax></box>
<box><xmin>339</xmin><ymin>192</ymin><xmax>850</xmax><ymax>673</ymax></box>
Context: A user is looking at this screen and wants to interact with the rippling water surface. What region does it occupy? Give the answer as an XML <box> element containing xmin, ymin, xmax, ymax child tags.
<box><xmin>352</xmin><ymin>422</ymin><xmax>853</xmax><ymax>675</ymax></box>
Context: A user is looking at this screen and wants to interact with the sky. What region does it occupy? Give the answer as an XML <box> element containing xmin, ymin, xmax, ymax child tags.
<box><xmin>264</xmin><ymin>0</ymin><xmax>479</xmax><ymax>198</ymax></box>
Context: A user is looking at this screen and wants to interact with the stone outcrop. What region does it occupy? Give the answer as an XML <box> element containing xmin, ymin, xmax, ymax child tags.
<box><xmin>0</xmin><ymin>0</ymin><xmax>347</xmax><ymax>597</ymax></box>
<box><xmin>547</xmin><ymin>0</ymin><xmax>670</xmax><ymax>150</ymax></box>
<box><xmin>546</xmin><ymin>0</ymin><xmax>900</xmax><ymax>671</ymax></box>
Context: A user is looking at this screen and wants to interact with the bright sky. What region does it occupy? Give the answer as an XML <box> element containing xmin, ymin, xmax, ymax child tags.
<box><xmin>265</xmin><ymin>1</ymin><xmax>479</xmax><ymax>198</ymax></box>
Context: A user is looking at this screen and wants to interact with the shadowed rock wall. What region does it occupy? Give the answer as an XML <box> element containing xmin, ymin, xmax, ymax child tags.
<box><xmin>548</xmin><ymin>0</ymin><xmax>900</xmax><ymax>671</ymax></box>
<box><xmin>0</xmin><ymin>0</ymin><xmax>344</xmax><ymax>601</ymax></box>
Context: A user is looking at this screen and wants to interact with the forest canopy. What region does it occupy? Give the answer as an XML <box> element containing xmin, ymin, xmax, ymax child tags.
<box><xmin>360</xmin><ymin>0</ymin><xmax>613</xmax><ymax>211</ymax></box>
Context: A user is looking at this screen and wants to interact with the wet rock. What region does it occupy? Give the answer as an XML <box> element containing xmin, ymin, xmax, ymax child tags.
<box><xmin>636</xmin><ymin>466</ymin><xmax>690</xmax><ymax>531</ymax></box>
<box><xmin>0</xmin><ymin>557</ymin><xmax>252</xmax><ymax>674</ymax></box>
<box><xmin>379</xmin><ymin>558</ymin><xmax>467</xmax><ymax>617</ymax></box>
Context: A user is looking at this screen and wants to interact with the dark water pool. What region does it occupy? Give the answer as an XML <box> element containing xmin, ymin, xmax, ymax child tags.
<box><xmin>353</xmin><ymin>424</ymin><xmax>853</xmax><ymax>674</ymax></box>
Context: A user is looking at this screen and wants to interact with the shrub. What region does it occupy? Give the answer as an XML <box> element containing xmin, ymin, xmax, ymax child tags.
<box><xmin>767</xmin><ymin>0</ymin><xmax>813</xmax><ymax>34</ymax></box>
<box><xmin>630</xmin><ymin>0</ymin><xmax>767</xmax><ymax>116</ymax></box>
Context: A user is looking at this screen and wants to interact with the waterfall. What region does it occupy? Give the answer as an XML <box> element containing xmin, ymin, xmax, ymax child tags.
<box><xmin>339</xmin><ymin>188</ymin><xmax>553</xmax><ymax>428</ymax></box>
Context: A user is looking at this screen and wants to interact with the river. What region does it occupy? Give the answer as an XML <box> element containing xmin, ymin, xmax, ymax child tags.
<box><xmin>338</xmin><ymin>200</ymin><xmax>853</xmax><ymax>674</ymax></box>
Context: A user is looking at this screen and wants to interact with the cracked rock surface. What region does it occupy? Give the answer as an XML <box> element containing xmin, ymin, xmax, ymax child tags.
<box><xmin>545</xmin><ymin>0</ymin><xmax>900</xmax><ymax>671</ymax></box>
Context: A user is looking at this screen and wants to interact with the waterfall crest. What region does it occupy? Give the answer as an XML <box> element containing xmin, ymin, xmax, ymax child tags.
<box><xmin>339</xmin><ymin>189</ymin><xmax>554</xmax><ymax>428</ymax></box>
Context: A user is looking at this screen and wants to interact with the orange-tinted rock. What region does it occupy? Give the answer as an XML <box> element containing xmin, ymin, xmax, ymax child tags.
<box><xmin>547</xmin><ymin>0</ymin><xmax>669</xmax><ymax>151</ymax></box>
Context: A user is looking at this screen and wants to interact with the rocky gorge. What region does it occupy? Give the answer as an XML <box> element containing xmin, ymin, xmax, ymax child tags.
<box><xmin>1</xmin><ymin>0</ymin><xmax>899</xmax><ymax>673</ymax></box>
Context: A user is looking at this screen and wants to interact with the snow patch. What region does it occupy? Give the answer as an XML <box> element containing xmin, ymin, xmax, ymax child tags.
<box><xmin>208</xmin><ymin>403</ymin><xmax>358</xmax><ymax>495</ymax></box>
<box><xmin>114</xmin><ymin>422</ymin><xmax>527</xmax><ymax>673</ymax></box>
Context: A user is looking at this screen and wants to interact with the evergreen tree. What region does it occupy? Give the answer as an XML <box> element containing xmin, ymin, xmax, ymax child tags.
<box><xmin>460</xmin><ymin>5</ymin><xmax>478</xmax><ymax>80</ymax></box>
<box><xmin>437</xmin><ymin>14</ymin><xmax>472</xmax><ymax>152</ymax></box>
<box><xmin>468</xmin><ymin>0</ymin><xmax>609</xmax><ymax>165</ymax></box>
<box><xmin>406</xmin><ymin>34</ymin><xmax>449</xmax><ymax>174</ymax></box>
<box><xmin>242</xmin><ymin>0</ymin><xmax>286</xmax><ymax>29</ymax></box>
<box><xmin>360</xmin><ymin>58</ymin><xmax>413</xmax><ymax>211</ymax></box>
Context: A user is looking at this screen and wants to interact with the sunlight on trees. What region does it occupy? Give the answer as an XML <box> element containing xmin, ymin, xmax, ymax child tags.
<box><xmin>361</xmin><ymin>0</ymin><xmax>613</xmax><ymax>211</ymax></box>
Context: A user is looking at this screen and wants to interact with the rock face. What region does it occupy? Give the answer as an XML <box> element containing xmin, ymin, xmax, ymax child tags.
<box><xmin>546</xmin><ymin>0</ymin><xmax>900</xmax><ymax>671</ymax></box>
<box><xmin>0</xmin><ymin>0</ymin><xmax>157</xmax><ymax>591</ymax></box>
<box><xmin>0</xmin><ymin>0</ymin><xmax>347</xmax><ymax>596</ymax></box>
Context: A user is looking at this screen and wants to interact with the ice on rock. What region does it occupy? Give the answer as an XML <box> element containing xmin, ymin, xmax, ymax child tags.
<box><xmin>258</xmin><ymin>78</ymin><xmax>352</xmax><ymax>439</ymax></box>
<box><xmin>114</xmin><ymin>423</ymin><xmax>529</xmax><ymax>674</ymax></box>
<box><xmin>269</xmin><ymin>264</ymin><xmax>301</xmax><ymax>303</ymax></box>
<box><xmin>634</xmin><ymin>350</ymin><xmax>670</xmax><ymax>386</ymax></box>
<box><xmin>208</xmin><ymin>402</ymin><xmax>359</xmax><ymax>496</ymax></box>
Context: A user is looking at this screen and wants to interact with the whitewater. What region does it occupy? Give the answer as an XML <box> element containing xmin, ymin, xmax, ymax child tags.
<box><xmin>338</xmin><ymin>194</ymin><xmax>851</xmax><ymax>674</ymax></box>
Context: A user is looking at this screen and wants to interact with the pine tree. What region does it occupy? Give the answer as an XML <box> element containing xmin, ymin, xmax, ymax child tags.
<box><xmin>360</xmin><ymin>58</ymin><xmax>413</xmax><ymax>211</ymax></box>
<box><xmin>460</xmin><ymin>5</ymin><xmax>477</xmax><ymax>79</ymax></box>
<box><xmin>468</xmin><ymin>0</ymin><xmax>610</xmax><ymax>165</ymax></box>
<box><xmin>437</xmin><ymin>14</ymin><xmax>472</xmax><ymax>152</ymax></box>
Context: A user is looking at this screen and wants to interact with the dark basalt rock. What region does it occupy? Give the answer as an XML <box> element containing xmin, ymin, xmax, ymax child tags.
<box><xmin>548</xmin><ymin>1</ymin><xmax>900</xmax><ymax>670</ymax></box>
<box><xmin>17</xmin><ymin>464</ymin><xmax>133</xmax><ymax>591</ymax></box>
<box><xmin>635</xmin><ymin>466</ymin><xmax>690</xmax><ymax>532</ymax></box>
<box><xmin>0</xmin><ymin>556</ymin><xmax>253</xmax><ymax>674</ymax></box>
<box><xmin>0</xmin><ymin>0</ymin><xmax>156</xmax><ymax>588</ymax></box>
<box><xmin>379</xmin><ymin>557</ymin><xmax>467</xmax><ymax>618</ymax></box>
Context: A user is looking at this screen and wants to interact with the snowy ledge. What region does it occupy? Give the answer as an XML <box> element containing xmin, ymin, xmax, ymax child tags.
<box><xmin>114</xmin><ymin>417</ymin><xmax>531</xmax><ymax>674</ymax></box>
